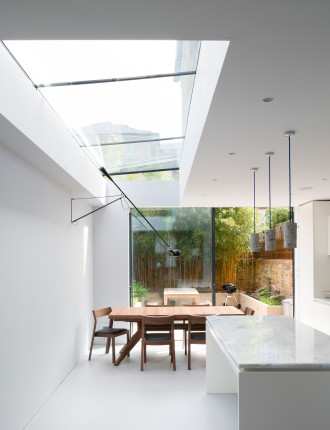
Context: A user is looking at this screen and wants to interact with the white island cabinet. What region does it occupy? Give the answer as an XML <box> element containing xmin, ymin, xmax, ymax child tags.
<box><xmin>206</xmin><ymin>315</ymin><xmax>330</xmax><ymax>430</ymax></box>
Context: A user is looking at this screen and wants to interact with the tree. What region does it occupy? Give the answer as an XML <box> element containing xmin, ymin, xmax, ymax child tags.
<box><xmin>265</xmin><ymin>207</ymin><xmax>290</xmax><ymax>227</ymax></box>
<box><xmin>214</xmin><ymin>208</ymin><xmax>255</xmax><ymax>288</ymax></box>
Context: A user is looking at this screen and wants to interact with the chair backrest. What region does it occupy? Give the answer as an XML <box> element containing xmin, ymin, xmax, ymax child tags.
<box><xmin>244</xmin><ymin>307</ymin><xmax>255</xmax><ymax>315</ymax></box>
<box><xmin>188</xmin><ymin>314</ymin><xmax>206</xmax><ymax>325</ymax></box>
<box><xmin>91</xmin><ymin>307</ymin><xmax>112</xmax><ymax>333</ymax></box>
<box><xmin>93</xmin><ymin>307</ymin><xmax>112</xmax><ymax>319</ymax></box>
<box><xmin>142</xmin><ymin>315</ymin><xmax>174</xmax><ymax>325</ymax></box>
<box><xmin>187</xmin><ymin>313</ymin><xmax>225</xmax><ymax>330</ymax></box>
<box><xmin>142</xmin><ymin>315</ymin><xmax>174</xmax><ymax>334</ymax></box>
<box><xmin>187</xmin><ymin>315</ymin><xmax>206</xmax><ymax>337</ymax></box>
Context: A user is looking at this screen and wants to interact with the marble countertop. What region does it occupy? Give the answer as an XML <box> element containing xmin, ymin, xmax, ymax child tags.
<box><xmin>207</xmin><ymin>315</ymin><xmax>330</xmax><ymax>371</ymax></box>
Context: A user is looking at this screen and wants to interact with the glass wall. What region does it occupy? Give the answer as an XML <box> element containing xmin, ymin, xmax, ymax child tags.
<box><xmin>131</xmin><ymin>208</ymin><xmax>212</xmax><ymax>306</ymax></box>
<box><xmin>214</xmin><ymin>207</ymin><xmax>293</xmax><ymax>306</ymax></box>
<box><xmin>130</xmin><ymin>206</ymin><xmax>293</xmax><ymax>308</ymax></box>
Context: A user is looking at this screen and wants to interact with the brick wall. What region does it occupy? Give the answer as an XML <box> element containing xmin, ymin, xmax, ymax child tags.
<box><xmin>254</xmin><ymin>238</ymin><xmax>293</xmax><ymax>260</ymax></box>
<box><xmin>254</xmin><ymin>259</ymin><xmax>293</xmax><ymax>296</ymax></box>
<box><xmin>236</xmin><ymin>259</ymin><xmax>293</xmax><ymax>296</ymax></box>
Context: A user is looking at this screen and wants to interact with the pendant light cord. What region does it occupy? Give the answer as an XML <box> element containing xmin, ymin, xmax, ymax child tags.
<box><xmin>269</xmin><ymin>155</ymin><xmax>272</xmax><ymax>230</ymax></box>
<box><xmin>289</xmin><ymin>135</ymin><xmax>292</xmax><ymax>222</ymax></box>
<box><xmin>253</xmin><ymin>170</ymin><xmax>256</xmax><ymax>234</ymax></box>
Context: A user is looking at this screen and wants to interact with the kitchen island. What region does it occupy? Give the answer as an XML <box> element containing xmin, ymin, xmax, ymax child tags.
<box><xmin>206</xmin><ymin>315</ymin><xmax>330</xmax><ymax>430</ymax></box>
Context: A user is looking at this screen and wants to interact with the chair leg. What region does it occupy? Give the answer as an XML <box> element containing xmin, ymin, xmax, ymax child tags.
<box><xmin>170</xmin><ymin>343</ymin><xmax>173</xmax><ymax>362</ymax></box>
<box><xmin>172</xmin><ymin>339</ymin><xmax>176</xmax><ymax>371</ymax></box>
<box><xmin>184</xmin><ymin>330</ymin><xmax>187</xmax><ymax>355</ymax></box>
<box><xmin>106</xmin><ymin>337</ymin><xmax>111</xmax><ymax>354</ymax></box>
<box><xmin>112</xmin><ymin>337</ymin><xmax>116</xmax><ymax>363</ymax></box>
<box><xmin>88</xmin><ymin>335</ymin><xmax>95</xmax><ymax>361</ymax></box>
<box><xmin>126</xmin><ymin>332</ymin><xmax>130</xmax><ymax>357</ymax></box>
<box><xmin>182</xmin><ymin>327</ymin><xmax>186</xmax><ymax>349</ymax></box>
<box><xmin>141</xmin><ymin>340</ymin><xmax>144</xmax><ymax>371</ymax></box>
<box><xmin>188</xmin><ymin>339</ymin><xmax>191</xmax><ymax>370</ymax></box>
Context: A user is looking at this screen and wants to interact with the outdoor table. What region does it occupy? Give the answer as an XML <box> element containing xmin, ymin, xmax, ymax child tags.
<box><xmin>109</xmin><ymin>305</ymin><xmax>244</xmax><ymax>366</ymax></box>
<box><xmin>163</xmin><ymin>287</ymin><xmax>200</xmax><ymax>305</ymax></box>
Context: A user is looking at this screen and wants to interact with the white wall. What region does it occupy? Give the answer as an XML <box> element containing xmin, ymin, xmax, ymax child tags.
<box><xmin>0</xmin><ymin>42</ymin><xmax>105</xmax><ymax>199</ymax></box>
<box><xmin>93</xmin><ymin>179</ymin><xmax>180</xmax><ymax>329</ymax></box>
<box><xmin>180</xmin><ymin>41</ymin><xmax>229</xmax><ymax>202</ymax></box>
<box><xmin>93</xmin><ymin>201</ymin><xmax>130</xmax><ymax>313</ymax></box>
<box><xmin>295</xmin><ymin>201</ymin><xmax>330</xmax><ymax>334</ymax></box>
<box><xmin>0</xmin><ymin>143</ymin><xmax>94</xmax><ymax>430</ymax></box>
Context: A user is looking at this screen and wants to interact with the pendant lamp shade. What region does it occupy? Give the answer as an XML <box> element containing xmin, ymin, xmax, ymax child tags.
<box><xmin>250</xmin><ymin>233</ymin><xmax>260</xmax><ymax>252</ymax></box>
<box><xmin>284</xmin><ymin>221</ymin><xmax>297</xmax><ymax>248</ymax></box>
<box><xmin>265</xmin><ymin>229</ymin><xmax>276</xmax><ymax>251</ymax></box>
<box><xmin>250</xmin><ymin>167</ymin><xmax>260</xmax><ymax>252</ymax></box>
<box><xmin>265</xmin><ymin>152</ymin><xmax>276</xmax><ymax>251</ymax></box>
<box><xmin>284</xmin><ymin>131</ymin><xmax>297</xmax><ymax>249</ymax></box>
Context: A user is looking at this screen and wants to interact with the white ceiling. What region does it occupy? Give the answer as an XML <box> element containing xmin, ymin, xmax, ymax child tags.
<box><xmin>1</xmin><ymin>0</ymin><xmax>330</xmax><ymax>207</ymax></box>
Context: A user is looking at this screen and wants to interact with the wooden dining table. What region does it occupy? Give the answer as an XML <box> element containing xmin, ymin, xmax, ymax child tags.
<box><xmin>109</xmin><ymin>305</ymin><xmax>244</xmax><ymax>366</ymax></box>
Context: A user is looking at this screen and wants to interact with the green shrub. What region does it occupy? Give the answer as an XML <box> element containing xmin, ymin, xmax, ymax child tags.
<box><xmin>132</xmin><ymin>281</ymin><xmax>149</xmax><ymax>302</ymax></box>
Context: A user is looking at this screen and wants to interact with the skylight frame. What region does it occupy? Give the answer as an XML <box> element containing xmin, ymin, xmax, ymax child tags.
<box><xmin>3</xmin><ymin>40</ymin><xmax>201</xmax><ymax>178</ymax></box>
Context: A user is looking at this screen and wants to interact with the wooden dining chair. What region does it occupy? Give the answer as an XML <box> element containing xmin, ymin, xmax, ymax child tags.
<box><xmin>181</xmin><ymin>304</ymin><xmax>211</xmax><ymax>354</ymax></box>
<box><xmin>187</xmin><ymin>314</ymin><xmax>207</xmax><ymax>370</ymax></box>
<box><xmin>144</xmin><ymin>304</ymin><xmax>172</xmax><ymax>332</ymax></box>
<box><xmin>244</xmin><ymin>306</ymin><xmax>255</xmax><ymax>315</ymax></box>
<box><xmin>89</xmin><ymin>307</ymin><xmax>129</xmax><ymax>363</ymax></box>
<box><xmin>141</xmin><ymin>315</ymin><xmax>176</xmax><ymax>371</ymax></box>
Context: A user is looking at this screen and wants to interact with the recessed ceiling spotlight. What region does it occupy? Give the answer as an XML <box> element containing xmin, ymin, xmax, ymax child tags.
<box><xmin>299</xmin><ymin>186</ymin><xmax>314</xmax><ymax>191</ymax></box>
<box><xmin>229</xmin><ymin>152</ymin><xmax>236</xmax><ymax>156</ymax></box>
<box><xmin>212</xmin><ymin>178</ymin><xmax>218</xmax><ymax>181</ymax></box>
<box><xmin>263</xmin><ymin>97</ymin><xmax>274</xmax><ymax>102</ymax></box>
<box><xmin>322</xmin><ymin>178</ymin><xmax>327</xmax><ymax>181</ymax></box>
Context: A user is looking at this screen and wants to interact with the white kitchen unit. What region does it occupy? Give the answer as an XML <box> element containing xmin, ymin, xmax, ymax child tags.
<box><xmin>206</xmin><ymin>315</ymin><xmax>330</xmax><ymax>430</ymax></box>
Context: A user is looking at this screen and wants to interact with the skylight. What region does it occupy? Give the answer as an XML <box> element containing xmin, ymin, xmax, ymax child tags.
<box><xmin>4</xmin><ymin>40</ymin><xmax>200</xmax><ymax>178</ymax></box>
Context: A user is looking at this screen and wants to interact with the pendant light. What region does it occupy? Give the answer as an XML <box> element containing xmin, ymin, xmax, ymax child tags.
<box><xmin>250</xmin><ymin>167</ymin><xmax>260</xmax><ymax>252</ymax></box>
<box><xmin>265</xmin><ymin>152</ymin><xmax>276</xmax><ymax>251</ymax></box>
<box><xmin>284</xmin><ymin>131</ymin><xmax>297</xmax><ymax>248</ymax></box>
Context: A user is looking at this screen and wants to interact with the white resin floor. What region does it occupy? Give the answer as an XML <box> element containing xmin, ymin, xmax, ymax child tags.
<box><xmin>26</xmin><ymin>343</ymin><xmax>238</xmax><ymax>430</ymax></box>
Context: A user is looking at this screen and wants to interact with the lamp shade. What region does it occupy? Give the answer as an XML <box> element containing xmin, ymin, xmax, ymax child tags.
<box><xmin>283</xmin><ymin>131</ymin><xmax>297</xmax><ymax>249</ymax></box>
<box><xmin>265</xmin><ymin>229</ymin><xmax>276</xmax><ymax>251</ymax></box>
<box><xmin>284</xmin><ymin>221</ymin><xmax>297</xmax><ymax>248</ymax></box>
<box><xmin>250</xmin><ymin>233</ymin><xmax>260</xmax><ymax>252</ymax></box>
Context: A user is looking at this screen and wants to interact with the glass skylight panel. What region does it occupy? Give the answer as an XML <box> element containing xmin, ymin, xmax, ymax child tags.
<box><xmin>83</xmin><ymin>138</ymin><xmax>184</xmax><ymax>174</ymax></box>
<box><xmin>3</xmin><ymin>40</ymin><xmax>200</xmax><ymax>176</ymax></box>
<box><xmin>4</xmin><ymin>40</ymin><xmax>200</xmax><ymax>84</ymax></box>
<box><xmin>39</xmin><ymin>74</ymin><xmax>194</xmax><ymax>144</ymax></box>
<box><xmin>117</xmin><ymin>170</ymin><xmax>179</xmax><ymax>181</ymax></box>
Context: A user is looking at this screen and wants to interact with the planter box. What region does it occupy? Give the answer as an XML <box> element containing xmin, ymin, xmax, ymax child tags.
<box><xmin>239</xmin><ymin>293</ymin><xmax>283</xmax><ymax>316</ymax></box>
